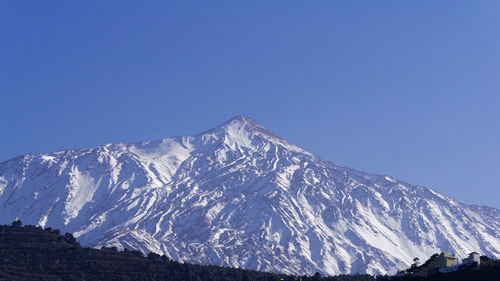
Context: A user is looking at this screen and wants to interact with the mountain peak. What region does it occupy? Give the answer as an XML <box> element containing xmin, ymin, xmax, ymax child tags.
<box><xmin>1</xmin><ymin>116</ymin><xmax>500</xmax><ymax>276</ymax></box>
<box><xmin>219</xmin><ymin>115</ymin><xmax>289</xmax><ymax>143</ymax></box>
<box><xmin>227</xmin><ymin>115</ymin><xmax>254</xmax><ymax>123</ymax></box>
<box><xmin>196</xmin><ymin>115</ymin><xmax>309</xmax><ymax>154</ymax></box>
<box><xmin>222</xmin><ymin>115</ymin><xmax>257</xmax><ymax>130</ymax></box>
<box><xmin>202</xmin><ymin>115</ymin><xmax>277</xmax><ymax>140</ymax></box>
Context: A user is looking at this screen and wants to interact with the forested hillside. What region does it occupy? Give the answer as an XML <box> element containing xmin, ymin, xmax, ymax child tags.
<box><xmin>0</xmin><ymin>221</ymin><xmax>374</xmax><ymax>281</ymax></box>
<box><xmin>1</xmin><ymin>221</ymin><xmax>498</xmax><ymax>281</ymax></box>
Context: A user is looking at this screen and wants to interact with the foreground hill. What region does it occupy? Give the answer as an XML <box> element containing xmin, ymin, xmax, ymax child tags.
<box><xmin>0</xmin><ymin>222</ymin><xmax>373</xmax><ymax>281</ymax></box>
<box><xmin>1</xmin><ymin>222</ymin><xmax>498</xmax><ymax>281</ymax></box>
<box><xmin>0</xmin><ymin>116</ymin><xmax>499</xmax><ymax>275</ymax></box>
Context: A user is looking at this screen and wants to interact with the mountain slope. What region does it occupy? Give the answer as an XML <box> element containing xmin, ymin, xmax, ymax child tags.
<box><xmin>0</xmin><ymin>116</ymin><xmax>499</xmax><ymax>275</ymax></box>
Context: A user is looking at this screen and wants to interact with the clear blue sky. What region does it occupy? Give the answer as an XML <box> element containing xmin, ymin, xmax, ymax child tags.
<box><xmin>1</xmin><ymin>1</ymin><xmax>499</xmax><ymax>209</ymax></box>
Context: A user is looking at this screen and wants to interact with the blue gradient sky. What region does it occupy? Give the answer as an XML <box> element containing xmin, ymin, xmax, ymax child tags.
<box><xmin>1</xmin><ymin>1</ymin><xmax>499</xmax><ymax>208</ymax></box>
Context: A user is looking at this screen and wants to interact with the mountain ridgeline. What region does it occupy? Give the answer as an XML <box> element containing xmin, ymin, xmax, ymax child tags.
<box><xmin>0</xmin><ymin>116</ymin><xmax>499</xmax><ymax>275</ymax></box>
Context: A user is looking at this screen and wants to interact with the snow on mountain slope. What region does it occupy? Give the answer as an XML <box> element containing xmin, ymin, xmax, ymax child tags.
<box><xmin>0</xmin><ymin>116</ymin><xmax>499</xmax><ymax>275</ymax></box>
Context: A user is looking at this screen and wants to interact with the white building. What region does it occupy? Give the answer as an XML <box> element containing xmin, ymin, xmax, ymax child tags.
<box><xmin>462</xmin><ymin>252</ymin><xmax>480</xmax><ymax>268</ymax></box>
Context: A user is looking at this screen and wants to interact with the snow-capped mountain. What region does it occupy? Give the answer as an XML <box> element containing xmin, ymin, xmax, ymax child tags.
<box><xmin>0</xmin><ymin>116</ymin><xmax>499</xmax><ymax>275</ymax></box>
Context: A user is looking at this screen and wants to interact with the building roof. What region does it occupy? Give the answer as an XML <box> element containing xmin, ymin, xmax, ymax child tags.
<box><xmin>441</xmin><ymin>252</ymin><xmax>456</xmax><ymax>258</ymax></box>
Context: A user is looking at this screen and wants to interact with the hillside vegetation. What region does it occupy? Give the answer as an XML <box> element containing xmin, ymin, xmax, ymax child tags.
<box><xmin>0</xmin><ymin>221</ymin><xmax>374</xmax><ymax>281</ymax></box>
<box><xmin>0</xmin><ymin>221</ymin><xmax>498</xmax><ymax>281</ymax></box>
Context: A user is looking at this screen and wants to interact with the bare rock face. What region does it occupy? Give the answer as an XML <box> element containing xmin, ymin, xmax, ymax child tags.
<box><xmin>0</xmin><ymin>116</ymin><xmax>499</xmax><ymax>275</ymax></box>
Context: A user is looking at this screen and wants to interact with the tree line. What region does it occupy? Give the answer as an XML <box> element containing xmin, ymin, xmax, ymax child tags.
<box><xmin>0</xmin><ymin>221</ymin><xmax>498</xmax><ymax>281</ymax></box>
